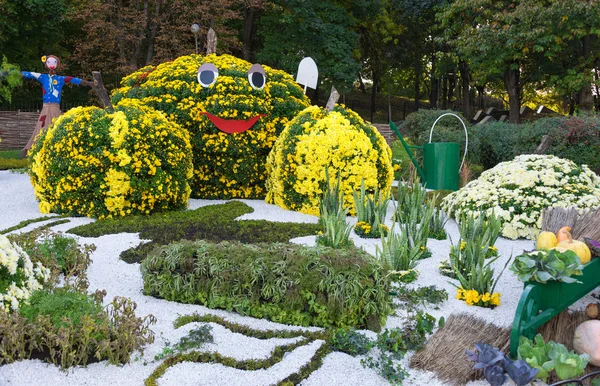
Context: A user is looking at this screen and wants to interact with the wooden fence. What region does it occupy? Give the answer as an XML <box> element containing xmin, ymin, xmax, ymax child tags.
<box><xmin>0</xmin><ymin>111</ymin><xmax>38</xmax><ymax>150</ymax></box>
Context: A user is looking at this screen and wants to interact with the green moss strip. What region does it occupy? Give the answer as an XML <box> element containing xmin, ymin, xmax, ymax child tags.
<box><xmin>0</xmin><ymin>215</ymin><xmax>61</xmax><ymax>234</ymax></box>
<box><xmin>35</xmin><ymin>219</ymin><xmax>71</xmax><ymax>231</ymax></box>
<box><xmin>175</xmin><ymin>313</ymin><xmax>327</xmax><ymax>341</ymax></box>
<box><xmin>147</xmin><ymin>313</ymin><xmax>334</xmax><ymax>386</ymax></box>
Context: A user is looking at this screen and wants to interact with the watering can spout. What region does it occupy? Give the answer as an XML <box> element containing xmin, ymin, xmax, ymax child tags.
<box><xmin>389</xmin><ymin>121</ymin><xmax>426</xmax><ymax>181</ymax></box>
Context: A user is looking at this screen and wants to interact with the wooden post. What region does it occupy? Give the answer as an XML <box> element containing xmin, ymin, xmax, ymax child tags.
<box><xmin>534</xmin><ymin>135</ymin><xmax>553</xmax><ymax>155</ymax></box>
<box><xmin>325</xmin><ymin>86</ymin><xmax>340</xmax><ymax>112</ymax></box>
<box><xmin>92</xmin><ymin>71</ymin><xmax>114</xmax><ymax>113</ymax></box>
<box><xmin>206</xmin><ymin>27</ymin><xmax>217</xmax><ymax>55</ymax></box>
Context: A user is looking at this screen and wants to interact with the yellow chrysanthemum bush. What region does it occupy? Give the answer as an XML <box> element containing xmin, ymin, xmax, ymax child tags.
<box><xmin>28</xmin><ymin>99</ymin><xmax>193</xmax><ymax>218</ymax></box>
<box><xmin>266</xmin><ymin>105</ymin><xmax>394</xmax><ymax>216</ymax></box>
<box><xmin>111</xmin><ymin>54</ymin><xmax>310</xmax><ymax>199</ymax></box>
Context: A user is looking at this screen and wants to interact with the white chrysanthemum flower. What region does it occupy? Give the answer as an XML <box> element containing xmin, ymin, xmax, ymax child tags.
<box><xmin>442</xmin><ymin>155</ymin><xmax>600</xmax><ymax>240</ymax></box>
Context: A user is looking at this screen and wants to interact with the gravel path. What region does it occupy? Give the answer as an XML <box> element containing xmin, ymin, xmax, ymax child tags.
<box><xmin>1</xmin><ymin>169</ymin><xmax>590</xmax><ymax>386</ymax></box>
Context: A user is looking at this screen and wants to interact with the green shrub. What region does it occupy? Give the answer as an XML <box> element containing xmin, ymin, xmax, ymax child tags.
<box><xmin>0</xmin><ymin>158</ymin><xmax>28</xmax><ymax>170</ymax></box>
<box><xmin>515</xmin><ymin>115</ymin><xmax>600</xmax><ymax>173</ymax></box>
<box><xmin>0</xmin><ymin>289</ymin><xmax>156</xmax><ymax>368</ymax></box>
<box><xmin>141</xmin><ymin>240</ymin><xmax>392</xmax><ymax>331</ymax></box>
<box><xmin>68</xmin><ymin>201</ymin><xmax>321</xmax><ymax>263</ymax></box>
<box><xmin>474</xmin><ymin>121</ymin><xmax>520</xmax><ymax>169</ymax></box>
<box><xmin>329</xmin><ymin>328</ymin><xmax>373</xmax><ymax>356</ymax></box>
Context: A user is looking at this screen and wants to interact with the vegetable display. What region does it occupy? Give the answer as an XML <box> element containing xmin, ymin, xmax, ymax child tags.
<box><xmin>510</xmin><ymin>249</ymin><xmax>584</xmax><ymax>284</ymax></box>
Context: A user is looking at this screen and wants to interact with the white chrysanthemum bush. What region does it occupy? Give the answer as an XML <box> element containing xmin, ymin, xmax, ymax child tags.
<box><xmin>0</xmin><ymin>235</ymin><xmax>50</xmax><ymax>313</ymax></box>
<box><xmin>442</xmin><ymin>155</ymin><xmax>600</xmax><ymax>240</ymax></box>
<box><xmin>266</xmin><ymin>105</ymin><xmax>394</xmax><ymax>216</ymax></box>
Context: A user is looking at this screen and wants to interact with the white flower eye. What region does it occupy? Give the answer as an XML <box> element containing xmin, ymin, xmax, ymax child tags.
<box><xmin>197</xmin><ymin>63</ymin><xmax>218</xmax><ymax>87</ymax></box>
<box><xmin>248</xmin><ymin>63</ymin><xmax>266</xmax><ymax>90</ymax></box>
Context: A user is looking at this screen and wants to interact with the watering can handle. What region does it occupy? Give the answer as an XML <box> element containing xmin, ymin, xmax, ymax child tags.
<box><xmin>429</xmin><ymin>113</ymin><xmax>469</xmax><ymax>172</ymax></box>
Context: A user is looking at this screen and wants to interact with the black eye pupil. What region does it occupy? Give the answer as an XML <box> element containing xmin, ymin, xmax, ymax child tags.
<box><xmin>200</xmin><ymin>71</ymin><xmax>215</xmax><ymax>85</ymax></box>
<box><xmin>251</xmin><ymin>72</ymin><xmax>264</xmax><ymax>89</ymax></box>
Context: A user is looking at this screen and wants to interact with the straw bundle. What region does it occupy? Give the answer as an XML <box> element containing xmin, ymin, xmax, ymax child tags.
<box><xmin>541</xmin><ymin>207</ymin><xmax>600</xmax><ymax>241</ymax></box>
<box><xmin>410</xmin><ymin>313</ymin><xmax>510</xmax><ymax>385</ymax></box>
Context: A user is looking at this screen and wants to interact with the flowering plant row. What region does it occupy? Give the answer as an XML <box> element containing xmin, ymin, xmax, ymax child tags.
<box><xmin>29</xmin><ymin>99</ymin><xmax>193</xmax><ymax>219</ymax></box>
<box><xmin>266</xmin><ymin>105</ymin><xmax>394</xmax><ymax>216</ymax></box>
<box><xmin>0</xmin><ymin>235</ymin><xmax>49</xmax><ymax>313</ymax></box>
<box><xmin>442</xmin><ymin>155</ymin><xmax>600</xmax><ymax>239</ymax></box>
<box><xmin>456</xmin><ymin>287</ymin><xmax>500</xmax><ymax>308</ymax></box>
<box><xmin>112</xmin><ymin>54</ymin><xmax>310</xmax><ymax>199</ymax></box>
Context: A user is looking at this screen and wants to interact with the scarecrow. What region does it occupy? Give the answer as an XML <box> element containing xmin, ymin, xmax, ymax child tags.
<box><xmin>20</xmin><ymin>55</ymin><xmax>93</xmax><ymax>156</ymax></box>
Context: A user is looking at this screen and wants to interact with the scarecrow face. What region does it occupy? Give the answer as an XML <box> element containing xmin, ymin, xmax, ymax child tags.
<box><xmin>45</xmin><ymin>56</ymin><xmax>59</xmax><ymax>71</ymax></box>
<box><xmin>112</xmin><ymin>54</ymin><xmax>310</xmax><ymax>199</ymax></box>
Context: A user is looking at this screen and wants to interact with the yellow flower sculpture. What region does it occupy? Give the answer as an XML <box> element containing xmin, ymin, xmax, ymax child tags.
<box><xmin>28</xmin><ymin>99</ymin><xmax>193</xmax><ymax>218</ymax></box>
<box><xmin>266</xmin><ymin>105</ymin><xmax>394</xmax><ymax>215</ymax></box>
<box><xmin>111</xmin><ymin>54</ymin><xmax>310</xmax><ymax>199</ymax></box>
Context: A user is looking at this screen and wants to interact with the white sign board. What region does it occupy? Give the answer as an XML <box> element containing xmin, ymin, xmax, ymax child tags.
<box><xmin>296</xmin><ymin>57</ymin><xmax>318</xmax><ymax>91</ymax></box>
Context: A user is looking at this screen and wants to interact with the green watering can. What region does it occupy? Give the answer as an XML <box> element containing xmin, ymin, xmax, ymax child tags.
<box><xmin>389</xmin><ymin>113</ymin><xmax>468</xmax><ymax>191</ymax></box>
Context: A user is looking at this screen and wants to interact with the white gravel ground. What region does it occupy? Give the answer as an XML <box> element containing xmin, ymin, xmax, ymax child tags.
<box><xmin>0</xmin><ymin>169</ymin><xmax>594</xmax><ymax>386</ymax></box>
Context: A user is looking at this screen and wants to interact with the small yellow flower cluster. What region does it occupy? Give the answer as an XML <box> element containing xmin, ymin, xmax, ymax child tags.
<box><xmin>28</xmin><ymin>99</ymin><xmax>194</xmax><ymax>218</ymax></box>
<box><xmin>459</xmin><ymin>241</ymin><xmax>499</xmax><ymax>258</ymax></box>
<box><xmin>0</xmin><ymin>235</ymin><xmax>50</xmax><ymax>313</ymax></box>
<box><xmin>266</xmin><ymin>105</ymin><xmax>394</xmax><ymax>216</ymax></box>
<box><xmin>112</xmin><ymin>54</ymin><xmax>310</xmax><ymax>199</ymax></box>
<box><xmin>354</xmin><ymin>221</ymin><xmax>389</xmax><ymax>238</ymax></box>
<box><xmin>456</xmin><ymin>287</ymin><xmax>501</xmax><ymax>308</ymax></box>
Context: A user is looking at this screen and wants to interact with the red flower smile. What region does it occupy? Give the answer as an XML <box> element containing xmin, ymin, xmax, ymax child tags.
<box><xmin>200</xmin><ymin>112</ymin><xmax>265</xmax><ymax>134</ymax></box>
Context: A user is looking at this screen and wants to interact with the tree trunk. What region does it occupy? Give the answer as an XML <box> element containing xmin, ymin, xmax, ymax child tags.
<box><xmin>370</xmin><ymin>73</ymin><xmax>379</xmax><ymax>123</ymax></box>
<box><xmin>145</xmin><ymin>0</ymin><xmax>161</xmax><ymax>65</ymax></box>
<box><xmin>448</xmin><ymin>71</ymin><xmax>456</xmax><ymax>107</ymax></box>
<box><xmin>129</xmin><ymin>0</ymin><xmax>149</xmax><ymax>69</ymax></box>
<box><xmin>414</xmin><ymin>59</ymin><xmax>421</xmax><ymax>111</ymax></box>
<box><xmin>429</xmin><ymin>52</ymin><xmax>438</xmax><ymax>109</ymax></box>
<box><xmin>459</xmin><ymin>60</ymin><xmax>470</xmax><ymax>119</ymax></box>
<box><xmin>476</xmin><ymin>85</ymin><xmax>485</xmax><ymax>109</ymax></box>
<box><xmin>577</xmin><ymin>35</ymin><xmax>593</xmax><ymax>110</ymax></box>
<box><xmin>358</xmin><ymin>73</ymin><xmax>366</xmax><ymax>93</ymax></box>
<box><xmin>242</xmin><ymin>7</ymin><xmax>258</xmax><ymax>61</ymax></box>
<box><xmin>442</xmin><ymin>75</ymin><xmax>448</xmax><ymax>109</ymax></box>
<box><xmin>594</xmin><ymin>63</ymin><xmax>600</xmax><ymax>112</ymax></box>
<box><xmin>503</xmin><ymin>64</ymin><xmax>521</xmax><ymax>123</ymax></box>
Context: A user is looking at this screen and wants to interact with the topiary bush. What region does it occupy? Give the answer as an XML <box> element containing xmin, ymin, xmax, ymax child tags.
<box><xmin>28</xmin><ymin>99</ymin><xmax>193</xmax><ymax>219</ymax></box>
<box><xmin>111</xmin><ymin>54</ymin><xmax>310</xmax><ymax>199</ymax></box>
<box><xmin>0</xmin><ymin>288</ymin><xmax>156</xmax><ymax>367</ymax></box>
<box><xmin>141</xmin><ymin>240</ymin><xmax>392</xmax><ymax>331</ymax></box>
<box><xmin>0</xmin><ymin>234</ymin><xmax>50</xmax><ymax>313</ymax></box>
<box><xmin>442</xmin><ymin>154</ymin><xmax>600</xmax><ymax>240</ymax></box>
<box><xmin>266</xmin><ymin>105</ymin><xmax>394</xmax><ymax>215</ymax></box>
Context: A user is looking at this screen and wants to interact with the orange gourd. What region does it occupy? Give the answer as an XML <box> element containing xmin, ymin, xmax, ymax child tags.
<box><xmin>557</xmin><ymin>226</ymin><xmax>572</xmax><ymax>243</ymax></box>
<box><xmin>555</xmin><ymin>230</ymin><xmax>592</xmax><ymax>264</ymax></box>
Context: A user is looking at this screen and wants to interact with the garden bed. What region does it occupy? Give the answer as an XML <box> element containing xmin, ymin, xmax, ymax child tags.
<box><xmin>1</xmin><ymin>170</ymin><xmax>599</xmax><ymax>386</ymax></box>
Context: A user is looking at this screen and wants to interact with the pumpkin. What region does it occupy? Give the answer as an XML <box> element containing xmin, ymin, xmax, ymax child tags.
<box><xmin>536</xmin><ymin>231</ymin><xmax>558</xmax><ymax>251</ymax></box>
<box><xmin>555</xmin><ymin>231</ymin><xmax>592</xmax><ymax>264</ymax></box>
<box><xmin>557</xmin><ymin>226</ymin><xmax>572</xmax><ymax>243</ymax></box>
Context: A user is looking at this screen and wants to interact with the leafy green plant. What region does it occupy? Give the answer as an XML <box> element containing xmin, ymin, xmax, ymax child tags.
<box><xmin>155</xmin><ymin>325</ymin><xmax>214</xmax><ymax>360</ymax></box>
<box><xmin>317</xmin><ymin>171</ymin><xmax>353</xmax><ymax>248</ymax></box>
<box><xmin>329</xmin><ymin>328</ymin><xmax>373</xmax><ymax>356</ymax></box>
<box><xmin>467</xmin><ymin>342</ymin><xmax>538</xmax><ymax>386</ymax></box>
<box><xmin>0</xmin><ymin>289</ymin><xmax>155</xmax><ymax>368</ymax></box>
<box><xmin>449</xmin><ymin>211</ymin><xmax>507</xmax><ymax>298</ymax></box>
<box><xmin>429</xmin><ymin>207</ymin><xmax>448</xmax><ymax>240</ymax></box>
<box><xmin>518</xmin><ymin>334</ymin><xmax>589</xmax><ymax>382</ymax></box>
<box><xmin>376</xmin><ymin>223</ymin><xmax>421</xmax><ymax>272</ymax></box>
<box><xmin>0</xmin><ymin>56</ymin><xmax>22</xmax><ymax>103</ymax></box>
<box><xmin>141</xmin><ymin>240</ymin><xmax>392</xmax><ymax>330</ymax></box>
<box><xmin>510</xmin><ymin>249</ymin><xmax>584</xmax><ymax>284</ymax></box>
<box><xmin>394</xmin><ymin>285</ymin><xmax>448</xmax><ymax>311</ymax></box>
<box><xmin>352</xmin><ymin>179</ymin><xmax>390</xmax><ymax>239</ymax></box>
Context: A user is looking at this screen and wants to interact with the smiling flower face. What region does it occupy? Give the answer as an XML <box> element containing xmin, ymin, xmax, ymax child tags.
<box><xmin>112</xmin><ymin>54</ymin><xmax>310</xmax><ymax>199</ymax></box>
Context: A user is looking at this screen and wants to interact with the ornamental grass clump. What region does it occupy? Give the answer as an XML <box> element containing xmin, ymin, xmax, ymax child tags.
<box><xmin>112</xmin><ymin>54</ymin><xmax>310</xmax><ymax>199</ymax></box>
<box><xmin>141</xmin><ymin>240</ymin><xmax>392</xmax><ymax>330</ymax></box>
<box><xmin>28</xmin><ymin>99</ymin><xmax>193</xmax><ymax>219</ymax></box>
<box><xmin>450</xmin><ymin>211</ymin><xmax>508</xmax><ymax>308</ymax></box>
<box><xmin>353</xmin><ymin>179</ymin><xmax>390</xmax><ymax>239</ymax></box>
<box><xmin>266</xmin><ymin>104</ymin><xmax>394</xmax><ymax>215</ymax></box>
<box><xmin>0</xmin><ymin>234</ymin><xmax>50</xmax><ymax>313</ymax></box>
<box><xmin>442</xmin><ymin>154</ymin><xmax>600</xmax><ymax>240</ymax></box>
<box><xmin>316</xmin><ymin>170</ymin><xmax>353</xmax><ymax>248</ymax></box>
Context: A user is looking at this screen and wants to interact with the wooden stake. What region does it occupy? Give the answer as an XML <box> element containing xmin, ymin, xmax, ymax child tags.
<box><xmin>91</xmin><ymin>71</ymin><xmax>114</xmax><ymax>113</ymax></box>
<box><xmin>206</xmin><ymin>27</ymin><xmax>217</xmax><ymax>55</ymax></box>
<box><xmin>325</xmin><ymin>86</ymin><xmax>340</xmax><ymax>112</ymax></box>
